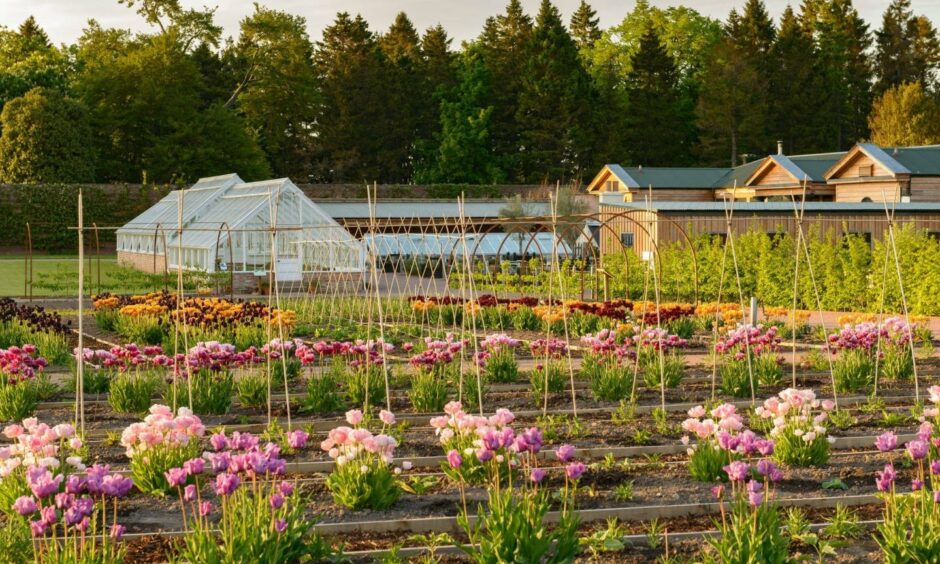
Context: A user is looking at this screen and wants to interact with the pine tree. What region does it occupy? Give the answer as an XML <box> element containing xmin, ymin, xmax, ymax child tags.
<box><xmin>735</xmin><ymin>0</ymin><xmax>775</xmax><ymax>155</ymax></box>
<box><xmin>622</xmin><ymin>25</ymin><xmax>691</xmax><ymax>166</ymax></box>
<box><xmin>17</xmin><ymin>16</ymin><xmax>52</xmax><ymax>52</ymax></box>
<box><xmin>808</xmin><ymin>0</ymin><xmax>872</xmax><ymax>149</ymax></box>
<box><xmin>412</xmin><ymin>25</ymin><xmax>457</xmax><ymax>176</ymax></box>
<box><xmin>415</xmin><ymin>50</ymin><xmax>502</xmax><ymax>183</ymax></box>
<box><xmin>378</xmin><ymin>12</ymin><xmax>424</xmax><ymax>181</ymax></box>
<box><xmin>696</xmin><ymin>14</ymin><xmax>769</xmax><ymax>166</ymax></box>
<box><xmin>313</xmin><ymin>12</ymin><xmax>388</xmax><ymax>181</ymax></box>
<box><xmin>515</xmin><ymin>0</ymin><xmax>594</xmax><ymax>182</ymax></box>
<box><xmin>875</xmin><ymin>0</ymin><xmax>940</xmax><ymax>93</ymax></box>
<box><xmin>769</xmin><ymin>6</ymin><xmax>826</xmax><ymax>154</ymax></box>
<box><xmin>477</xmin><ymin>0</ymin><xmax>533</xmax><ymax>176</ymax></box>
<box><xmin>570</xmin><ymin>1</ymin><xmax>601</xmax><ymax>51</ymax></box>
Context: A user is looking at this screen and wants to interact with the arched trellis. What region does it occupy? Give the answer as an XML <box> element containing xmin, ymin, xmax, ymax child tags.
<box><xmin>587</xmin><ymin>209</ymin><xmax>701</xmax><ymax>307</ymax></box>
<box><xmin>212</xmin><ymin>222</ymin><xmax>235</xmax><ymax>301</ymax></box>
<box><xmin>464</xmin><ymin>218</ymin><xmax>607</xmax><ymax>302</ymax></box>
<box><xmin>23</xmin><ymin>223</ymin><xmax>33</xmax><ymax>300</ymax></box>
<box><xmin>151</xmin><ymin>224</ymin><xmax>170</xmax><ymax>292</ymax></box>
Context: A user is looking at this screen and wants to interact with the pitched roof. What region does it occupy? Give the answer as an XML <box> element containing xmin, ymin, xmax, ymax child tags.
<box><xmin>788</xmin><ymin>152</ymin><xmax>845</xmax><ymax>181</ymax></box>
<box><xmin>713</xmin><ymin>159</ymin><xmax>763</xmax><ymax>189</ymax></box>
<box><xmin>886</xmin><ymin>145</ymin><xmax>940</xmax><ymax>175</ymax></box>
<box><xmin>623</xmin><ymin>166</ymin><xmax>730</xmax><ymax>189</ymax></box>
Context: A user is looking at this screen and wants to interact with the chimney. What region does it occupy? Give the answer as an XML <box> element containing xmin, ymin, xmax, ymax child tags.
<box><xmin>777</xmin><ymin>140</ymin><xmax>784</xmax><ymax>155</ymax></box>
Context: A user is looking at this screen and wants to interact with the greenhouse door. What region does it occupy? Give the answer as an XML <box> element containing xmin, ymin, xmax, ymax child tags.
<box><xmin>276</xmin><ymin>257</ymin><xmax>302</xmax><ymax>282</ymax></box>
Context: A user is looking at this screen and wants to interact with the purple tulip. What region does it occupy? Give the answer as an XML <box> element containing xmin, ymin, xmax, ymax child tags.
<box><xmin>279</xmin><ymin>481</ymin><xmax>294</xmax><ymax>497</ymax></box>
<box><xmin>269</xmin><ymin>493</ymin><xmax>284</xmax><ymax>509</ymax></box>
<box><xmin>214</xmin><ymin>473</ymin><xmax>240</xmax><ymax>496</ymax></box>
<box><xmin>711</xmin><ymin>485</ymin><xmax>724</xmax><ymax>499</ymax></box>
<box><xmin>907</xmin><ymin>440</ymin><xmax>929</xmax><ymax>460</ymax></box>
<box><xmin>110</xmin><ymin>524</ymin><xmax>126</xmax><ymax>540</ymax></box>
<box><xmin>723</xmin><ymin>460</ymin><xmax>750</xmax><ymax>482</ymax></box>
<box><xmin>275</xmin><ymin>518</ymin><xmax>288</xmax><ymax>534</ymax></box>
<box><xmin>530</xmin><ymin>468</ymin><xmax>547</xmax><ymax>483</ymax></box>
<box><xmin>184</xmin><ymin>458</ymin><xmax>205</xmax><ymax>476</ymax></box>
<box><xmin>565</xmin><ymin>462</ymin><xmax>586</xmax><ymax>481</ymax></box>
<box><xmin>875</xmin><ymin>432</ymin><xmax>898</xmax><ymax>452</ymax></box>
<box><xmin>447</xmin><ymin>449</ymin><xmax>462</xmax><ymax>469</ymax></box>
<box><xmin>29</xmin><ymin>520</ymin><xmax>46</xmax><ymax>537</ymax></box>
<box><xmin>913</xmin><ymin>479</ymin><xmax>925</xmax><ymax>491</ymax></box>
<box><xmin>876</xmin><ymin>464</ymin><xmax>897</xmax><ymax>492</ymax></box>
<box><xmin>556</xmin><ymin>444</ymin><xmax>576</xmax><ymax>462</ymax></box>
<box><xmin>199</xmin><ymin>501</ymin><xmax>213</xmax><ymax>517</ymax></box>
<box><xmin>165</xmin><ymin>468</ymin><xmax>187</xmax><ymax>488</ymax></box>
<box><xmin>286</xmin><ymin>430</ymin><xmax>309</xmax><ymax>450</ymax></box>
<box><xmin>12</xmin><ymin>496</ymin><xmax>37</xmax><ymax>516</ymax></box>
<box><xmin>476</xmin><ymin>448</ymin><xmax>494</xmax><ymax>463</ymax></box>
<box><xmin>183</xmin><ymin>484</ymin><xmax>197</xmax><ymax>502</ymax></box>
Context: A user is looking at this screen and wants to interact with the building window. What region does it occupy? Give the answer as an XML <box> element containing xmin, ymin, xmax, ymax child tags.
<box><xmin>620</xmin><ymin>232</ymin><xmax>634</xmax><ymax>248</ymax></box>
<box><xmin>858</xmin><ymin>164</ymin><xmax>873</xmax><ymax>177</ymax></box>
<box><xmin>605</xmin><ymin>180</ymin><xmax>620</xmax><ymax>192</ymax></box>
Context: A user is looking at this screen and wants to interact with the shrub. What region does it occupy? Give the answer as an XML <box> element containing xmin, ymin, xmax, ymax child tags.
<box><xmin>832</xmin><ymin>348</ymin><xmax>874</xmax><ymax>392</ymax></box>
<box><xmin>321</xmin><ymin>409</ymin><xmax>402</xmax><ymax>510</ymax></box>
<box><xmin>529</xmin><ymin>361</ymin><xmax>568</xmax><ymax>399</ymax></box>
<box><xmin>409</xmin><ymin>335</ymin><xmax>462</xmax><ymax>412</ymax></box>
<box><xmin>301</xmin><ymin>370</ymin><xmax>344</xmax><ymax>414</ymax></box>
<box><xmin>757</xmin><ymin>388</ymin><xmax>835</xmax><ymax>467</ymax></box>
<box><xmin>581</xmin><ymin>330</ymin><xmax>634</xmax><ymax>401</ymax></box>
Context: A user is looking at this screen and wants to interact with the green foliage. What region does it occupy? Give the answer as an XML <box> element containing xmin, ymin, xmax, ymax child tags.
<box><xmin>0</xmin><ymin>380</ymin><xmax>38</xmax><ymax>421</ymax></box>
<box><xmin>704</xmin><ymin>496</ymin><xmax>789</xmax><ymax>564</ymax></box>
<box><xmin>130</xmin><ymin>441</ymin><xmax>201</xmax><ymax>496</ymax></box>
<box><xmin>301</xmin><ymin>370</ymin><xmax>344</xmax><ymax>414</ymax></box>
<box><xmin>689</xmin><ymin>440</ymin><xmax>735</xmax><ymax>482</ymax></box>
<box><xmin>881</xmin><ymin>345</ymin><xmax>914</xmax><ymax>381</ymax></box>
<box><xmin>409</xmin><ymin>367</ymin><xmax>451</xmax><ymax>413</ymax></box>
<box><xmin>773</xmin><ymin>425</ymin><xmax>831</xmax><ymax>467</ymax></box>
<box><xmin>326</xmin><ymin>458</ymin><xmax>401</xmax><ymax>510</ymax></box>
<box><xmin>0</xmin><ymin>87</ymin><xmax>95</xmax><ymax>183</ymax></box>
<box><xmin>345</xmin><ymin>364</ymin><xmax>387</xmax><ymax>411</ymax></box>
<box><xmin>876</xmin><ymin>488</ymin><xmax>940</xmax><ymax>561</ymax></box>
<box><xmin>482</xmin><ymin>348</ymin><xmax>518</xmax><ymax>383</ymax></box>
<box><xmin>235</xmin><ymin>371</ymin><xmax>269</xmax><ymax>409</ymax></box>
<box><xmin>832</xmin><ymin>349</ymin><xmax>874</xmax><ymax>392</ymax></box>
<box><xmin>640</xmin><ymin>349</ymin><xmax>684</xmax><ymax>389</ymax></box>
<box><xmin>459</xmin><ymin>487</ymin><xmax>579</xmax><ymax>564</ymax></box>
<box><xmin>529</xmin><ymin>360</ymin><xmax>568</xmax><ymax>401</ymax></box>
<box><xmin>584</xmin><ymin>355</ymin><xmax>632</xmax><ymax>401</ymax></box>
<box><xmin>166</xmin><ymin>369</ymin><xmax>234</xmax><ymax>415</ymax></box>
<box><xmin>108</xmin><ymin>370</ymin><xmax>161</xmax><ymax>414</ymax></box>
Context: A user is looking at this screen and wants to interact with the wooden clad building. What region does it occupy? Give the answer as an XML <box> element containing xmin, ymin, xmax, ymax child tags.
<box><xmin>588</xmin><ymin>143</ymin><xmax>940</xmax><ymax>256</ymax></box>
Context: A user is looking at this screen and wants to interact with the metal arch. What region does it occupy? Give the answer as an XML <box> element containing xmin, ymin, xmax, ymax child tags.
<box><xmin>24</xmin><ymin>223</ymin><xmax>33</xmax><ymax>300</ymax></box>
<box><xmin>581</xmin><ymin>210</ymin><xmax>665</xmax><ymax>299</ymax></box>
<box><xmin>212</xmin><ymin>222</ymin><xmax>235</xmax><ymax>300</ymax></box>
<box><xmin>586</xmin><ymin>209</ymin><xmax>700</xmax><ymax>306</ymax></box>
<box><xmin>91</xmin><ymin>223</ymin><xmax>101</xmax><ymax>295</ymax></box>
<box><xmin>152</xmin><ymin>223</ymin><xmax>170</xmax><ymax>292</ymax></box>
<box><xmin>465</xmin><ymin>217</ymin><xmax>609</xmax><ymax>301</ymax></box>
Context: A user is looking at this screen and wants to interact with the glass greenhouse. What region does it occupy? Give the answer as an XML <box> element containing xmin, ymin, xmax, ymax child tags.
<box><xmin>116</xmin><ymin>174</ymin><xmax>364</xmax><ymax>278</ymax></box>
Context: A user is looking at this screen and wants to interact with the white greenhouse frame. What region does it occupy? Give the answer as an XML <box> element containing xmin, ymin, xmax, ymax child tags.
<box><xmin>116</xmin><ymin>174</ymin><xmax>365</xmax><ymax>274</ymax></box>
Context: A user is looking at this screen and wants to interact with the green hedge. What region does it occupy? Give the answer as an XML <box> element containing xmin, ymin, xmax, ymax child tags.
<box><xmin>0</xmin><ymin>184</ymin><xmax>173</xmax><ymax>252</ymax></box>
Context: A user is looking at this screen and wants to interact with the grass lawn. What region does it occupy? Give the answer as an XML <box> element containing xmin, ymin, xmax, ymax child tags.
<box><xmin>0</xmin><ymin>254</ymin><xmax>161</xmax><ymax>297</ymax></box>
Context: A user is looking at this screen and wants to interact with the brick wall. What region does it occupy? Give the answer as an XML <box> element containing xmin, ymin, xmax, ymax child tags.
<box><xmin>117</xmin><ymin>250</ymin><xmax>165</xmax><ymax>274</ymax></box>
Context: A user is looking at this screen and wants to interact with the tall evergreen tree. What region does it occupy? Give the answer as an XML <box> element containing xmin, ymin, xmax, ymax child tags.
<box><xmin>413</xmin><ymin>25</ymin><xmax>457</xmax><ymax>175</ymax></box>
<box><xmin>0</xmin><ymin>17</ymin><xmax>71</xmax><ymax>112</ymax></box>
<box><xmin>806</xmin><ymin>0</ymin><xmax>872</xmax><ymax>149</ymax></box>
<box><xmin>313</xmin><ymin>13</ymin><xmax>388</xmax><ymax>181</ymax></box>
<box><xmin>570</xmin><ymin>1</ymin><xmax>601</xmax><ymax>51</ymax></box>
<box><xmin>416</xmin><ymin>50</ymin><xmax>501</xmax><ymax>183</ymax></box>
<box><xmin>515</xmin><ymin>0</ymin><xmax>594</xmax><ymax>182</ymax></box>
<box><xmin>696</xmin><ymin>25</ymin><xmax>768</xmax><ymax>167</ymax></box>
<box><xmin>378</xmin><ymin>12</ymin><xmax>424</xmax><ymax>181</ymax></box>
<box><xmin>477</xmin><ymin>0</ymin><xmax>533</xmax><ymax>176</ymax></box>
<box><xmin>769</xmin><ymin>6</ymin><xmax>826</xmax><ymax>154</ymax></box>
<box><xmin>875</xmin><ymin>0</ymin><xmax>940</xmax><ymax>93</ymax></box>
<box><xmin>622</xmin><ymin>25</ymin><xmax>691</xmax><ymax>166</ymax></box>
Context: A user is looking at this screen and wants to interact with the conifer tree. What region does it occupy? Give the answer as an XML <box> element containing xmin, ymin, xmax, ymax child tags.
<box><xmin>875</xmin><ymin>0</ymin><xmax>940</xmax><ymax>93</ymax></box>
<box><xmin>570</xmin><ymin>1</ymin><xmax>601</xmax><ymax>51</ymax></box>
<box><xmin>515</xmin><ymin>0</ymin><xmax>594</xmax><ymax>182</ymax></box>
<box><xmin>378</xmin><ymin>12</ymin><xmax>424</xmax><ymax>181</ymax></box>
<box><xmin>623</xmin><ymin>25</ymin><xmax>692</xmax><ymax>165</ymax></box>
